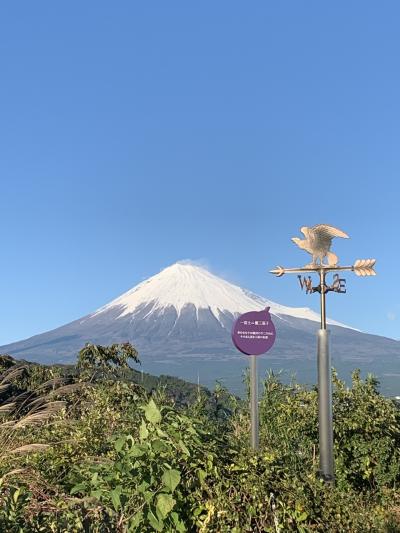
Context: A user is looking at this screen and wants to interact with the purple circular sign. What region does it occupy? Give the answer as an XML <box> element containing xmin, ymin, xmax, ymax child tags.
<box><xmin>231</xmin><ymin>307</ymin><xmax>276</xmax><ymax>356</ymax></box>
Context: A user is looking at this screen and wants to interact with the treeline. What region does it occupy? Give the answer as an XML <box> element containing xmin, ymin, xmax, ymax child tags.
<box><xmin>0</xmin><ymin>344</ymin><xmax>399</xmax><ymax>531</ymax></box>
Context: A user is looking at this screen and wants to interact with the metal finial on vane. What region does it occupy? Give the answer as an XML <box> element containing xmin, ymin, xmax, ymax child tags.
<box><xmin>291</xmin><ymin>224</ymin><xmax>349</xmax><ymax>268</ymax></box>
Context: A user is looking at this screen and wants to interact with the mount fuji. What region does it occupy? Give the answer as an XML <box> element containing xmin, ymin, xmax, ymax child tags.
<box><xmin>1</xmin><ymin>262</ymin><xmax>399</xmax><ymax>394</ymax></box>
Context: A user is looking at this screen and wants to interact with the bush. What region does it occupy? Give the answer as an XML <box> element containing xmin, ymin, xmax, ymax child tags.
<box><xmin>0</xmin><ymin>353</ymin><xmax>399</xmax><ymax>532</ymax></box>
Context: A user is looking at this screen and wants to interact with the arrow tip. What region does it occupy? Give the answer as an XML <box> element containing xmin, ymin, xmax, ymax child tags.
<box><xmin>270</xmin><ymin>266</ymin><xmax>285</xmax><ymax>277</ymax></box>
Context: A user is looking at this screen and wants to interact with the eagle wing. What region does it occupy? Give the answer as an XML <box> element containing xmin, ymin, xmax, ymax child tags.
<box><xmin>309</xmin><ymin>224</ymin><xmax>349</xmax><ymax>253</ymax></box>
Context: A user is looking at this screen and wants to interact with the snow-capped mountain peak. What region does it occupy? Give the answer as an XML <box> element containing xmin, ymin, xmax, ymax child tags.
<box><xmin>5</xmin><ymin>260</ymin><xmax>400</xmax><ymax>395</ymax></box>
<box><xmin>91</xmin><ymin>261</ymin><xmax>354</xmax><ymax>329</ymax></box>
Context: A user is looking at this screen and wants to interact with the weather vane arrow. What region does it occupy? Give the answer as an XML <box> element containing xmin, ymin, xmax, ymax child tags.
<box><xmin>269</xmin><ymin>224</ymin><xmax>376</xmax><ymax>485</ymax></box>
<box><xmin>270</xmin><ymin>258</ymin><xmax>376</xmax><ymax>277</ymax></box>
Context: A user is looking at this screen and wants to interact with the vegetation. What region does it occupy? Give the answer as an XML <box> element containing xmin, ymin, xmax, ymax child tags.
<box><xmin>0</xmin><ymin>345</ymin><xmax>399</xmax><ymax>532</ymax></box>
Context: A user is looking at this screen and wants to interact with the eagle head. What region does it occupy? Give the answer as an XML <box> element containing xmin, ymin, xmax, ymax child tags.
<box><xmin>291</xmin><ymin>237</ymin><xmax>307</xmax><ymax>250</ymax></box>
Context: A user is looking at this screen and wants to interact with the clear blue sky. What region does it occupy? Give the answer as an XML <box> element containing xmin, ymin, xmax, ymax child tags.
<box><xmin>0</xmin><ymin>2</ymin><xmax>398</xmax><ymax>345</ymax></box>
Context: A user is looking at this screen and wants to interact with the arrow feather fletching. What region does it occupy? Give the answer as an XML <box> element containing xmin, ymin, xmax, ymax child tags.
<box><xmin>353</xmin><ymin>258</ymin><xmax>376</xmax><ymax>276</ymax></box>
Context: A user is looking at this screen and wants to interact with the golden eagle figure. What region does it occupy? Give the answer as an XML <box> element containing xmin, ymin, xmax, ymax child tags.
<box><xmin>291</xmin><ymin>224</ymin><xmax>349</xmax><ymax>268</ymax></box>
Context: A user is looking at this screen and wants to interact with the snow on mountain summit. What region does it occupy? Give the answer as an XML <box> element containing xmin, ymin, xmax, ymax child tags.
<box><xmin>3</xmin><ymin>264</ymin><xmax>399</xmax><ymax>389</ymax></box>
<box><xmin>91</xmin><ymin>262</ymin><xmax>354</xmax><ymax>330</ymax></box>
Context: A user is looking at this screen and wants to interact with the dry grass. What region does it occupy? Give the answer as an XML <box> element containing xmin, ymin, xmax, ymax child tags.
<box><xmin>0</xmin><ymin>364</ymin><xmax>82</xmax><ymax>459</ymax></box>
<box><xmin>9</xmin><ymin>444</ymin><xmax>50</xmax><ymax>455</ymax></box>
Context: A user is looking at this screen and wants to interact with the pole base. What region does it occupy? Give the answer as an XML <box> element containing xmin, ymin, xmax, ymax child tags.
<box><xmin>317</xmin><ymin>471</ymin><xmax>335</xmax><ymax>485</ymax></box>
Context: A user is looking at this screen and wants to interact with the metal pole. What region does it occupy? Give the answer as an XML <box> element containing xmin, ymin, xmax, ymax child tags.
<box><xmin>250</xmin><ymin>355</ymin><xmax>259</xmax><ymax>450</ymax></box>
<box><xmin>319</xmin><ymin>269</ymin><xmax>327</xmax><ymax>329</ymax></box>
<box><xmin>317</xmin><ymin>269</ymin><xmax>334</xmax><ymax>482</ymax></box>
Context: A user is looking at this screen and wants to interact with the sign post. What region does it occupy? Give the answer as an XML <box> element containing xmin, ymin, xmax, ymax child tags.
<box><xmin>232</xmin><ymin>307</ymin><xmax>276</xmax><ymax>450</ymax></box>
<box><xmin>249</xmin><ymin>354</ymin><xmax>259</xmax><ymax>449</ymax></box>
<box><xmin>270</xmin><ymin>224</ymin><xmax>376</xmax><ymax>483</ymax></box>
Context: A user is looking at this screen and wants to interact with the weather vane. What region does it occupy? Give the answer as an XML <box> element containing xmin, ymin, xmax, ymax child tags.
<box><xmin>270</xmin><ymin>224</ymin><xmax>376</xmax><ymax>483</ymax></box>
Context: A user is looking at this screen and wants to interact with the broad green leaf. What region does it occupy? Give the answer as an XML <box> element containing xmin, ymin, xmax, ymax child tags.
<box><xmin>178</xmin><ymin>440</ymin><xmax>190</xmax><ymax>455</ymax></box>
<box><xmin>147</xmin><ymin>510</ymin><xmax>164</xmax><ymax>531</ymax></box>
<box><xmin>114</xmin><ymin>437</ymin><xmax>126</xmax><ymax>452</ymax></box>
<box><xmin>193</xmin><ymin>506</ymin><xmax>205</xmax><ymax>517</ymax></box>
<box><xmin>110</xmin><ymin>487</ymin><xmax>122</xmax><ymax>512</ymax></box>
<box><xmin>129</xmin><ymin>511</ymin><xmax>143</xmax><ymax>530</ymax></box>
<box><xmin>156</xmin><ymin>427</ymin><xmax>167</xmax><ymax>438</ymax></box>
<box><xmin>144</xmin><ymin>490</ymin><xmax>154</xmax><ymax>503</ymax></box>
<box><xmin>129</xmin><ymin>444</ymin><xmax>146</xmax><ymax>457</ymax></box>
<box><xmin>144</xmin><ymin>399</ymin><xmax>162</xmax><ymax>424</ymax></box>
<box><xmin>156</xmin><ymin>493</ymin><xmax>175</xmax><ymax>518</ymax></box>
<box><xmin>162</xmin><ymin>468</ymin><xmax>181</xmax><ymax>492</ymax></box>
<box><xmin>171</xmin><ymin>512</ymin><xmax>187</xmax><ymax>533</ymax></box>
<box><xmin>70</xmin><ymin>483</ymin><xmax>86</xmax><ymax>495</ymax></box>
<box><xmin>139</xmin><ymin>420</ymin><xmax>149</xmax><ymax>440</ymax></box>
<box><xmin>137</xmin><ymin>480</ymin><xmax>150</xmax><ymax>494</ymax></box>
<box><xmin>152</xmin><ymin>439</ymin><xmax>167</xmax><ymax>453</ymax></box>
<box><xmin>197</xmin><ymin>469</ymin><xmax>207</xmax><ymax>485</ymax></box>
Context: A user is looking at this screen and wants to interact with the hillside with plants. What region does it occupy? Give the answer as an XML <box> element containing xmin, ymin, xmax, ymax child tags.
<box><xmin>0</xmin><ymin>343</ymin><xmax>399</xmax><ymax>532</ymax></box>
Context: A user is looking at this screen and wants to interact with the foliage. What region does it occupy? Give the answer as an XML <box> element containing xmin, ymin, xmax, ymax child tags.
<box><xmin>66</xmin><ymin>398</ymin><xmax>220</xmax><ymax>532</ymax></box>
<box><xmin>0</xmin><ymin>349</ymin><xmax>399</xmax><ymax>532</ymax></box>
<box><xmin>77</xmin><ymin>342</ymin><xmax>140</xmax><ymax>381</ymax></box>
<box><xmin>0</xmin><ymin>362</ymin><xmax>68</xmax><ymax>460</ymax></box>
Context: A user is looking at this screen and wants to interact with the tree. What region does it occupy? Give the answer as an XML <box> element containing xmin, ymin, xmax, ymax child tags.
<box><xmin>77</xmin><ymin>342</ymin><xmax>140</xmax><ymax>381</ymax></box>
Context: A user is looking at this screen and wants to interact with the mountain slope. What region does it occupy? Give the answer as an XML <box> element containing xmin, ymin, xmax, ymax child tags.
<box><xmin>0</xmin><ymin>262</ymin><xmax>398</xmax><ymax>395</ymax></box>
<box><xmin>89</xmin><ymin>262</ymin><xmax>351</xmax><ymax>328</ymax></box>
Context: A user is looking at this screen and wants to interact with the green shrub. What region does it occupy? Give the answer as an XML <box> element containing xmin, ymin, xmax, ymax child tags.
<box><xmin>0</xmin><ymin>353</ymin><xmax>399</xmax><ymax>532</ymax></box>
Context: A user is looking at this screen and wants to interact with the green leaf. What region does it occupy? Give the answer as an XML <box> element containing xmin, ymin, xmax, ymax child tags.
<box><xmin>178</xmin><ymin>440</ymin><xmax>190</xmax><ymax>455</ymax></box>
<box><xmin>110</xmin><ymin>487</ymin><xmax>122</xmax><ymax>512</ymax></box>
<box><xmin>130</xmin><ymin>444</ymin><xmax>146</xmax><ymax>457</ymax></box>
<box><xmin>152</xmin><ymin>439</ymin><xmax>167</xmax><ymax>453</ymax></box>
<box><xmin>139</xmin><ymin>420</ymin><xmax>149</xmax><ymax>440</ymax></box>
<box><xmin>156</xmin><ymin>493</ymin><xmax>175</xmax><ymax>518</ymax></box>
<box><xmin>156</xmin><ymin>427</ymin><xmax>167</xmax><ymax>438</ymax></box>
<box><xmin>171</xmin><ymin>512</ymin><xmax>186</xmax><ymax>532</ymax></box>
<box><xmin>12</xmin><ymin>488</ymin><xmax>20</xmax><ymax>503</ymax></box>
<box><xmin>197</xmin><ymin>469</ymin><xmax>207</xmax><ymax>485</ymax></box>
<box><xmin>193</xmin><ymin>506</ymin><xmax>205</xmax><ymax>517</ymax></box>
<box><xmin>137</xmin><ymin>480</ymin><xmax>150</xmax><ymax>494</ymax></box>
<box><xmin>162</xmin><ymin>469</ymin><xmax>181</xmax><ymax>492</ymax></box>
<box><xmin>70</xmin><ymin>483</ymin><xmax>86</xmax><ymax>495</ymax></box>
<box><xmin>144</xmin><ymin>399</ymin><xmax>162</xmax><ymax>424</ymax></box>
<box><xmin>129</xmin><ymin>511</ymin><xmax>143</xmax><ymax>530</ymax></box>
<box><xmin>147</xmin><ymin>510</ymin><xmax>164</xmax><ymax>531</ymax></box>
<box><xmin>114</xmin><ymin>436</ymin><xmax>126</xmax><ymax>452</ymax></box>
<box><xmin>144</xmin><ymin>490</ymin><xmax>154</xmax><ymax>504</ymax></box>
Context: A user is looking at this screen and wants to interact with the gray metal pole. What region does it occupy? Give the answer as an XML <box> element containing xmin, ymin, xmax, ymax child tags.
<box><xmin>317</xmin><ymin>329</ymin><xmax>334</xmax><ymax>482</ymax></box>
<box><xmin>250</xmin><ymin>355</ymin><xmax>259</xmax><ymax>450</ymax></box>
<box><xmin>319</xmin><ymin>269</ymin><xmax>327</xmax><ymax>329</ymax></box>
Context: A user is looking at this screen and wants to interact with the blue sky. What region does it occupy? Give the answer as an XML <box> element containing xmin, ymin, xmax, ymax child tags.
<box><xmin>0</xmin><ymin>2</ymin><xmax>398</xmax><ymax>345</ymax></box>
